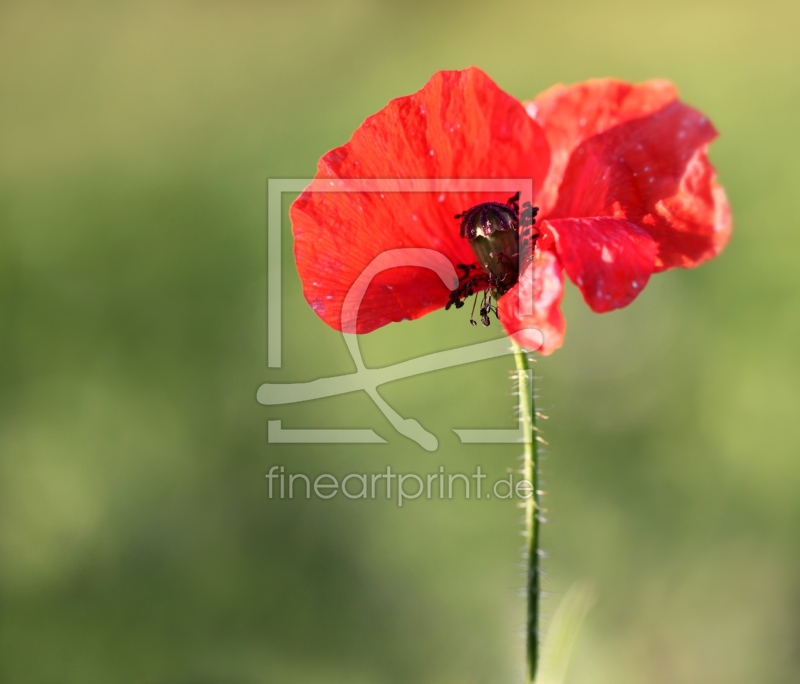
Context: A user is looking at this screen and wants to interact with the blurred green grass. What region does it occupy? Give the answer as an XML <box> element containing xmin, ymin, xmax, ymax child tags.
<box><xmin>1</xmin><ymin>1</ymin><xmax>800</xmax><ymax>682</ymax></box>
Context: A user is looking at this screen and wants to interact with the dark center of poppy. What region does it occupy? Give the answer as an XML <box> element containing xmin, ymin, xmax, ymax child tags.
<box><xmin>459</xmin><ymin>200</ymin><xmax>521</xmax><ymax>295</ymax></box>
<box><xmin>446</xmin><ymin>193</ymin><xmax>539</xmax><ymax>327</ymax></box>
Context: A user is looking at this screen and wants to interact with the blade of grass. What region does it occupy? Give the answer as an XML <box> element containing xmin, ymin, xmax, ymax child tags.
<box><xmin>536</xmin><ymin>582</ymin><xmax>597</xmax><ymax>684</ymax></box>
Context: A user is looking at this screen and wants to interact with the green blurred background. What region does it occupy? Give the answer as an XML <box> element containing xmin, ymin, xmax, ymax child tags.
<box><xmin>1</xmin><ymin>1</ymin><xmax>798</xmax><ymax>682</ymax></box>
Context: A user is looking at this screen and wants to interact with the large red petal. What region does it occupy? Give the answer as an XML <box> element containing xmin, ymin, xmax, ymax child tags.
<box><xmin>291</xmin><ymin>67</ymin><xmax>550</xmax><ymax>333</ymax></box>
<box><xmin>549</xmin><ymin>101</ymin><xmax>730</xmax><ymax>270</ymax></box>
<box><xmin>498</xmin><ymin>249</ymin><xmax>565</xmax><ymax>355</ymax></box>
<box><xmin>545</xmin><ymin>217</ymin><xmax>658</xmax><ymax>312</ymax></box>
<box><xmin>649</xmin><ymin>147</ymin><xmax>731</xmax><ymax>271</ymax></box>
<box><xmin>526</xmin><ymin>79</ymin><xmax>678</xmax><ymax>215</ymax></box>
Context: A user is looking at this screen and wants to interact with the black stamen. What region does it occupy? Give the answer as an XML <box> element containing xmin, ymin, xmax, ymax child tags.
<box><xmin>448</xmin><ymin>192</ymin><xmax>540</xmax><ymax>328</ymax></box>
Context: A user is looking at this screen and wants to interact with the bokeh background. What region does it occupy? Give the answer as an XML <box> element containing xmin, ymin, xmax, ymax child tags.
<box><xmin>1</xmin><ymin>1</ymin><xmax>799</xmax><ymax>682</ymax></box>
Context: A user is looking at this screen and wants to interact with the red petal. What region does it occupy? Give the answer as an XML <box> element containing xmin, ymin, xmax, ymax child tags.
<box><xmin>527</xmin><ymin>79</ymin><xmax>678</xmax><ymax>215</ymax></box>
<box><xmin>549</xmin><ymin>100</ymin><xmax>729</xmax><ymax>270</ymax></box>
<box><xmin>292</xmin><ymin>67</ymin><xmax>550</xmax><ymax>333</ymax></box>
<box><xmin>649</xmin><ymin>147</ymin><xmax>731</xmax><ymax>271</ymax></box>
<box><xmin>499</xmin><ymin>249</ymin><xmax>565</xmax><ymax>355</ymax></box>
<box><xmin>545</xmin><ymin>217</ymin><xmax>657</xmax><ymax>312</ymax></box>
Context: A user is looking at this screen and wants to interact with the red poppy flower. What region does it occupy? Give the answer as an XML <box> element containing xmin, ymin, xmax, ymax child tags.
<box><xmin>291</xmin><ymin>68</ymin><xmax>730</xmax><ymax>354</ymax></box>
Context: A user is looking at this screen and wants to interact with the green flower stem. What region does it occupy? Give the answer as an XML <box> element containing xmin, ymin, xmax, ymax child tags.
<box><xmin>512</xmin><ymin>339</ymin><xmax>540</xmax><ymax>683</ymax></box>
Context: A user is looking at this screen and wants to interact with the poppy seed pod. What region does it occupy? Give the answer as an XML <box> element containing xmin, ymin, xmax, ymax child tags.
<box><xmin>458</xmin><ymin>201</ymin><xmax>520</xmax><ymax>295</ymax></box>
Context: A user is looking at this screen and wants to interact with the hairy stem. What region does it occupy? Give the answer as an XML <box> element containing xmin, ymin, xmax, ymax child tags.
<box><xmin>512</xmin><ymin>339</ymin><xmax>540</xmax><ymax>683</ymax></box>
